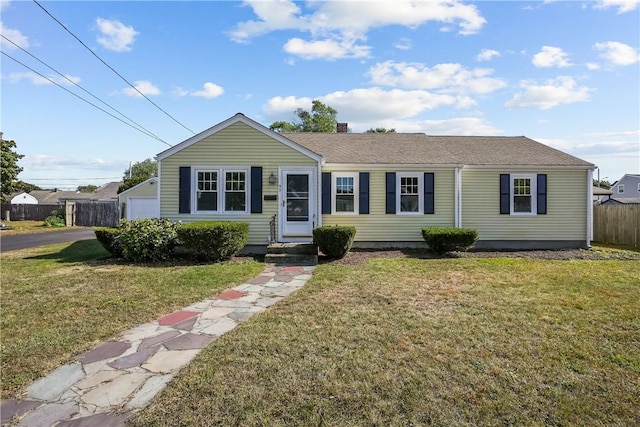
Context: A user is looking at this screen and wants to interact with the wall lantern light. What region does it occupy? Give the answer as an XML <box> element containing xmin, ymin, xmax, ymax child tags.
<box><xmin>268</xmin><ymin>173</ymin><xmax>277</xmax><ymax>185</ymax></box>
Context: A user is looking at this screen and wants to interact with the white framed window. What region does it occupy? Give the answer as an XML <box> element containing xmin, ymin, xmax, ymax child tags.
<box><xmin>332</xmin><ymin>172</ymin><xmax>358</xmax><ymax>214</ymax></box>
<box><xmin>510</xmin><ymin>174</ymin><xmax>537</xmax><ymax>215</ymax></box>
<box><xmin>618</xmin><ymin>184</ymin><xmax>625</xmax><ymax>194</ymax></box>
<box><xmin>196</xmin><ymin>170</ymin><xmax>218</xmax><ymax>212</ymax></box>
<box><xmin>396</xmin><ymin>173</ymin><xmax>423</xmax><ymax>214</ymax></box>
<box><xmin>193</xmin><ymin>167</ymin><xmax>250</xmax><ymax>214</ymax></box>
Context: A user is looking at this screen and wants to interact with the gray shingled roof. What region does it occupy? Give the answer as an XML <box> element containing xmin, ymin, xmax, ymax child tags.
<box><xmin>283</xmin><ymin>133</ymin><xmax>593</xmax><ymax>167</ymax></box>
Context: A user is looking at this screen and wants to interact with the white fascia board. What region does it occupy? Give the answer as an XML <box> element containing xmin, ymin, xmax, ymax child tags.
<box><xmin>322</xmin><ymin>163</ymin><xmax>463</xmax><ymax>171</ymax></box>
<box><xmin>462</xmin><ymin>164</ymin><xmax>594</xmax><ymax>170</ymax></box>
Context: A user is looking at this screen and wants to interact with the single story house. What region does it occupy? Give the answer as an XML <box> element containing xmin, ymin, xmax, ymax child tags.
<box><xmin>117</xmin><ymin>177</ymin><xmax>159</xmax><ymax>220</ymax></box>
<box><xmin>156</xmin><ymin>113</ymin><xmax>595</xmax><ymax>251</ymax></box>
<box><xmin>10</xmin><ymin>192</ymin><xmax>38</xmax><ymax>204</ymax></box>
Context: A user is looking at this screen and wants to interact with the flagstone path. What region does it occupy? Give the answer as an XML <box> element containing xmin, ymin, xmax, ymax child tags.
<box><xmin>1</xmin><ymin>264</ymin><xmax>315</xmax><ymax>427</ymax></box>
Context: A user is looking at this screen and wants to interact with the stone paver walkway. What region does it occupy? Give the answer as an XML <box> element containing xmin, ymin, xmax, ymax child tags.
<box><xmin>1</xmin><ymin>264</ymin><xmax>315</xmax><ymax>427</ymax></box>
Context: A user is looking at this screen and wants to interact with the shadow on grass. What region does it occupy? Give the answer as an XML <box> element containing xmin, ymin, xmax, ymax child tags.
<box><xmin>26</xmin><ymin>240</ymin><xmax>109</xmax><ymax>264</ymax></box>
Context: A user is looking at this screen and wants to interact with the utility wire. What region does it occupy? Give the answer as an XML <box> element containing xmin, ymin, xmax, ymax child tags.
<box><xmin>23</xmin><ymin>177</ymin><xmax>122</xmax><ymax>181</ymax></box>
<box><xmin>1</xmin><ymin>34</ymin><xmax>169</xmax><ymax>145</ymax></box>
<box><xmin>32</xmin><ymin>0</ymin><xmax>196</xmax><ymax>135</ymax></box>
<box><xmin>2</xmin><ymin>51</ymin><xmax>173</xmax><ymax>147</ymax></box>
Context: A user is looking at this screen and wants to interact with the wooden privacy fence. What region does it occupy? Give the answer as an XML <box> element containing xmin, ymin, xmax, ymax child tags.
<box><xmin>593</xmin><ymin>204</ymin><xmax>640</xmax><ymax>247</ymax></box>
<box><xmin>1</xmin><ymin>202</ymin><xmax>119</xmax><ymax>227</ymax></box>
<box><xmin>69</xmin><ymin>201</ymin><xmax>119</xmax><ymax>227</ymax></box>
<box><xmin>1</xmin><ymin>203</ymin><xmax>61</xmax><ymax>221</ymax></box>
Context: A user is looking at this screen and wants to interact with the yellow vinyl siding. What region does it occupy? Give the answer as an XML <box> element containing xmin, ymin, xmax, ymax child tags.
<box><xmin>322</xmin><ymin>168</ymin><xmax>454</xmax><ymax>241</ymax></box>
<box><xmin>461</xmin><ymin>169</ymin><xmax>587</xmax><ymax>240</ymax></box>
<box><xmin>160</xmin><ymin>122</ymin><xmax>317</xmax><ymax>244</ymax></box>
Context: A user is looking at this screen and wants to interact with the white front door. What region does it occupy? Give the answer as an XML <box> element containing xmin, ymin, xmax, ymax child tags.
<box><xmin>279</xmin><ymin>168</ymin><xmax>316</xmax><ymax>242</ymax></box>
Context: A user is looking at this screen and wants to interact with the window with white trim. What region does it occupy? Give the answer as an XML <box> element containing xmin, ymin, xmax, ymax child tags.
<box><xmin>332</xmin><ymin>172</ymin><xmax>358</xmax><ymax>214</ymax></box>
<box><xmin>511</xmin><ymin>174</ymin><xmax>537</xmax><ymax>215</ymax></box>
<box><xmin>194</xmin><ymin>167</ymin><xmax>249</xmax><ymax>213</ymax></box>
<box><xmin>618</xmin><ymin>184</ymin><xmax>625</xmax><ymax>194</ymax></box>
<box><xmin>397</xmin><ymin>173</ymin><xmax>423</xmax><ymax>214</ymax></box>
<box><xmin>196</xmin><ymin>171</ymin><xmax>218</xmax><ymax>211</ymax></box>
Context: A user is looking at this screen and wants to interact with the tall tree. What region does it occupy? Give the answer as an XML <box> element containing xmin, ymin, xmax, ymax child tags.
<box><xmin>1</xmin><ymin>134</ymin><xmax>24</xmax><ymax>202</ymax></box>
<box><xmin>77</xmin><ymin>184</ymin><xmax>99</xmax><ymax>193</ymax></box>
<box><xmin>14</xmin><ymin>180</ymin><xmax>42</xmax><ymax>193</ymax></box>
<box><xmin>366</xmin><ymin>127</ymin><xmax>396</xmax><ymax>133</ymax></box>
<box><xmin>593</xmin><ymin>178</ymin><xmax>611</xmax><ymax>189</ymax></box>
<box><xmin>118</xmin><ymin>158</ymin><xmax>157</xmax><ymax>193</ymax></box>
<box><xmin>270</xmin><ymin>100</ymin><xmax>338</xmax><ymax>133</ymax></box>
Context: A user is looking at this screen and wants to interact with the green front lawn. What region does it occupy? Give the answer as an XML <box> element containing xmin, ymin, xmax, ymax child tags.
<box><xmin>131</xmin><ymin>257</ymin><xmax>640</xmax><ymax>426</ymax></box>
<box><xmin>0</xmin><ymin>240</ymin><xmax>264</xmax><ymax>399</ymax></box>
<box><xmin>0</xmin><ymin>220</ymin><xmax>73</xmax><ymax>235</ymax></box>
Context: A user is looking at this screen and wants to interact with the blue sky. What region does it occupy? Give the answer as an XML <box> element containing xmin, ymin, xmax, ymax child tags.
<box><xmin>1</xmin><ymin>0</ymin><xmax>638</xmax><ymax>189</ymax></box>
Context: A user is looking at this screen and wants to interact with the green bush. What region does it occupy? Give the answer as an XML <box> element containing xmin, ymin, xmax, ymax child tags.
<box><xmin>94</xmin><ymin>227</ymin><xmax>123</xmax><ymax>257</ymax></box>
<box><xmin>421</xmin><ymin>227</ymin><xmax>478</xmax><ymax>255</ymax></box>
<box><xmin>116</xmin><ymin>218</ymin><xmax>179</xmax><ymax>262</ymax></box>
<box><xmin>313</xmin><ymin>225</ymin><xmax>356</xmax><ymax>259</ymax></box>
<box><xmin>43</xmin><ymin>208</ymin><xmax>65</xmax><ymax>227</ymax></box>
<box><xmin>177</xmin><ymin>221</ymin><xmax>249</xmax><ymax>262</ymax></box>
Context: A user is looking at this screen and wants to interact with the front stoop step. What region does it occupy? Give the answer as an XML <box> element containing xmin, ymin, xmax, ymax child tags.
<box><xmin>265</xmin><ymin>243</ymin><xmax>318</xmax><ymax>265</ymax></box>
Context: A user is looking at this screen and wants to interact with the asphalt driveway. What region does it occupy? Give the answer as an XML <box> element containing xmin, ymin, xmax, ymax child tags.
<box><xmin>0</xmin><ymin>228</ymin><xmax>97</xmax><ymax>252</ymax></box>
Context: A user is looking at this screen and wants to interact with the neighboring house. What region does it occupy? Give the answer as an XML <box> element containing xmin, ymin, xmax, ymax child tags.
<box><xmin>155</xmin><ymin>113</ymin><xmax>595</xmax><ymax>251</ymax></box>
<box><xmin>26</xmin><ymin>182</ymin><xmax>122</xmax><ymax>205</ymax></box>
<box><xmin>117</xmin><ymin>177</ymin><xmax>159</xmax><ymax>220</ymax></box>
<box><xmin>593</xmin><ymin>186</ymin><xmax>613</xmax><ymax>204</ymax></box>
<box><xmin>608</xmin><ymin>174</ymin><xmax>640</xmax><ymax>204</ymax></box>
<box><xmin>10</xmin><ymin>192</ymin><xmax>38</xmax><ymax>204</ymax></box>
<box><xmin>600</xmin><ymin>197</ymin><xmax>640</xmax><ymax>205</ymax></box>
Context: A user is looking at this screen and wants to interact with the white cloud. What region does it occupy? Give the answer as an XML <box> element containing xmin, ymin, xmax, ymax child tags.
<box><xmin>21</xmin><ymin>153</ymin><xmax>123</xmax><ymax>171</ymax></box>
<box><xmin>191</xmin><ymin>82</ymin><xmax>224</xmax><ymax>99</ymax></box>
<box><xmin>284</xmin><ymin>37</ymin><xmax>370</xmax><ymax>60</ymax></box>
<box><xmin>594</xmin><ymin>0</ymin><xmax>640</xmax><ymax>13</ymax></box>
<box><xmin>532</xmin><ymin>46</ymin><xmax>572</xmax><ymax>68</ymax></box>
<box><xmin>95</xmin><ymin>18</ymin><xmax>138</xmax><ymax>52</ymax></box>
<box><xmin>0</xmin><ymin>0</ymin><xmax>11</xmax><ymax>11</ymax></box>
<box><xmin>173</xmin><ymin>82</ymin><xmax>225</xmax><ymax>99</ymax></box>
<box><xmin>369</xmin><ymin>61</ymin><xmax>507</xmax><ymax>95</ymax></box>
<box><xmin>586</xmin><ymin>62</ymin><xmax>601</xmax><ymax>70</ymax></box>
<box><xmin>395</xmin><ymin>37</ymin><xmax>412</xmax><ymax>51</ymax></box>
<box><xmin>0</xmin><ymin>21</ymin><xmax>30</xmax><ymax>50</ymax></box>
<box><xmin>263</xmin><ymin>88</ymin><xmax>474</xmax><ymax>125</ymax></box>
<box><xmin>506</xmin><ymin>76</ymin><xmax>593</xmax><ymax>110</ymax></box>
<box><xmin>6</xmin><ymin>71</ymin><xmax>80</xmax><ymax>86</ymax></box>
<box><xmin>122</xmin><ymin>80</ymin><xmax>160</xmax><ymax>97</ymax></box>
<box><xmin>594</xmin><ymin>41</ymin><xmax>640</xmax><ymax>66</ymax></box>
<box><xmin>230</xmin><ymin>0</ymin><xmax>486</xmax><ymax>60</ymax></box>
<box><xmin>476</xmin><ymin>48</ymin><xmax>500</xmax><ymax>62</ymax></box>
<box><xmin>416</xmin><ymin>117</ymin><xmax>501</xmax><ymax>135</ymax></box>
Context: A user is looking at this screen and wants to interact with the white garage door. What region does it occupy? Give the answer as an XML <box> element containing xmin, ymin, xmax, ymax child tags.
<box><xmin>127</xmin><ymin>198</ymin><xmax>160</xmax><ymax>220</ymax></box>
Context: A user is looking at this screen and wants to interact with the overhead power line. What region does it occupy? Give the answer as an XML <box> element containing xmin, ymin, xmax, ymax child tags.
<box><xmin>2</xmin><ymin>51</ymin><xmax>172</xmax><ymax>147</ymax></box>
<box><xmin>1</xmin><ymin>34</ymin><xmax>169</xmax><ymax>146</ymax></box>
<box><xmin>23</xmin><ymin>177</ymin><xmax>122</xmax><ymax>181</ymax></box>
<box><xmin>32</xmin><ymin>0</ymin><xmax>196</xmax><ymax>135</ymax></box>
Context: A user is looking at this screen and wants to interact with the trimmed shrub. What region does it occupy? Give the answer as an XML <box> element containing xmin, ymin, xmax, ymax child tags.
<box><xmin>94</xmin><ymin>227</ymin><xmax>123</xmax><ymax>257</ymax></box>
<box><xmin>421</xmin><ymin>227</ymin><xmax>478</xmax><ymax>255</ymax></box>
<box><xmin>313</xmin><ymin>225</ymin><xmax>356</xmax><ymax>259</ymax></box>
<box><xmin>43</xmin><ymin>208</ymin><xmax>65</xmax><ymax>227</ymax></box>
<box><xmin>116</xmin><ymin>218</ymin><xmax>179</xmax><ymax>262</ymax></box>
<box><xmin>177</xmin><ymin>221</ymin><xmax>249</xmax><ymax>262</ymax></box>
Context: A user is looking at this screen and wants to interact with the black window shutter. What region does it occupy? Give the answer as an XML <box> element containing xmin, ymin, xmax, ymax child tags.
<box><xmin>250</xmin><ymin>167</ymin><xmax>262</xmax><ymax>213</ymax></box>
<box><xmin>424</xmin><ymin>172</ymin><xmax>434</xmax><ymax>214</ymax></box>
<box><xmin>179</xmin><ymin>167</ymin><xmax>191</xmax><ymax>214</ymax></box>
<box><xmin>322</xmin><ymin>172</ymin><xmax>331</xmax><ymax>214</ymax></box>
<box><xmin>537</xmin><ymin>174</ymin><xmax>547</xmax><ymax>214</ymax></box>
<box><xmin>386</xmin><ymin>172</ymin><xmax>396</xmax><ymax>214</ymax></box>
<box><xmin>499</xmin><ymin>174</ymin><xmax>510</xmax><ymax>214</ymax></box>
<box><xmin>359</xmin><ymin>172</ymin><xmax>370</xmax><ymax>214</ymax></box>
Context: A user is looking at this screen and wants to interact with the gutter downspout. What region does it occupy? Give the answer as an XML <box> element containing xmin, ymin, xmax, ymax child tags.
<box><xmin>454</xmin><ymin>167</ymin><xmax>460</xmax><ymax>228</ymax></box>
<box><xmin>587</xmin><ymin>168</ymin><xmax>593</xmax><ymax>248</ymax></box>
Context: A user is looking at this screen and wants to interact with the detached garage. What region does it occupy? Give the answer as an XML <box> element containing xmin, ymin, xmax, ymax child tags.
<box><xmin>118</xmin><ymin>178</ymin><xmax>159</xmax><ymax>220</ymax></box>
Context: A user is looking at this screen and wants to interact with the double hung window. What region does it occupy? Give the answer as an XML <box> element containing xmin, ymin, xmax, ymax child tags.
<box><xmin>332</xmin><ymin>173</ymin><xmax>358</xmax><ymax>214</ymax></box>
<box><xmin>194</xmin><ymin>167</ymin><xmax>249</xmax><ymax>213</ymax></box>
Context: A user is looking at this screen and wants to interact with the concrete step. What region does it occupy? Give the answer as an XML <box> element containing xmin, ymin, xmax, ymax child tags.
<box><xmin>264</xmin><ymin>253</ymin><xmax>318</xmax><ymax>266</ymax></box>
<box><xmin>266</xmin><ymin>243</ymin><xmax>318</xmax><ymax>255</ymax></box>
